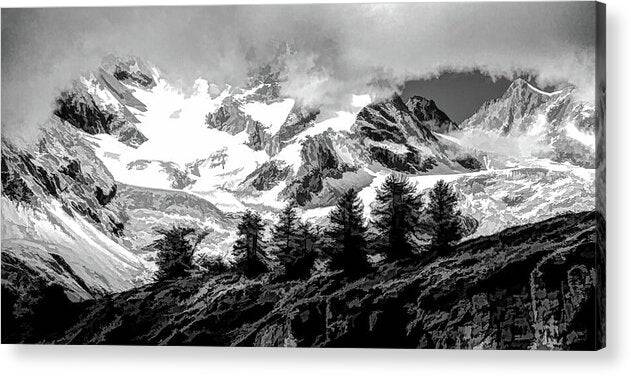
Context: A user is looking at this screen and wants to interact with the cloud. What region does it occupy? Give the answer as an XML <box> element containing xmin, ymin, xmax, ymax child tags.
<box><xmin>1</xmin><ymin>3</ymin><xmax>596</xmax><ymax>142</ymax></box>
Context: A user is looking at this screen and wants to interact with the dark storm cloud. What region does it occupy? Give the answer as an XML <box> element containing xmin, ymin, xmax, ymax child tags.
<box><xmin>1</xmin><ymin>2</ymin><xmax>596</xmax><ymax>141</ymax></box>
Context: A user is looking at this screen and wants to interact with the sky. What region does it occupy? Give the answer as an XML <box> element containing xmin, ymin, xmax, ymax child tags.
<box><xmin>1</xmin><ymin>3</ymin><xmax>597</xmax><ymax>141</ymax></box>
<box><xmin>401</xmin><ymin>72</ymin><xmax>513</xmax><ymax>124</ymax></box>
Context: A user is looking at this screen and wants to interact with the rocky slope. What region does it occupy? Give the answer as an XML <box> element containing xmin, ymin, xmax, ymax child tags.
<box><xmin>43</xmin><ymin>211</ymin><xmax>602</xmax><ymax>349</ymax></box>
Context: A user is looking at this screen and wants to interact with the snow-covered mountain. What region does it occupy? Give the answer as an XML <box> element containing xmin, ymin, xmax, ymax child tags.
<box><xmin>53</xmin><ymin>57</ymin><xmax>596</xmax><ymax>238</ymax></box>
<box><xmin>459</xmin><ymin>78</ymin><xmax>595</xmax><ymax>167</ymax></box>
<box><xmin>1</xmin><ymin>55</ymin><xmax>597</xmax><ymax>299</ymax></box>
<box><xmin>1</xmin><ymin>118</ymin><xmax>150</xmax><ymax>300</ymax></box>
<box><xmin>67</xmin><ymin>56</ymin><xmax>483</xmax><ymax>211</ymax></box>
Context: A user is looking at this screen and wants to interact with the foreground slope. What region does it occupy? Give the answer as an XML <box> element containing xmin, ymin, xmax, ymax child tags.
<box><xmin>51</xmin><ymin>211</ymin><xmax>602</xmax><ymax>349</ymax></box>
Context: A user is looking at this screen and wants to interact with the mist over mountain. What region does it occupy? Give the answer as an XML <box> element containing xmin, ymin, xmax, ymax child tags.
<box><xmin>2</xmin><ymin>3</ymin><xmax>597</xmax><ymax>143</ymax></box>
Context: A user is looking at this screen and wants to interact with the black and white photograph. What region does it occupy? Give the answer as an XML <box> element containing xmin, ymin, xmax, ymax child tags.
<box><xmin>0</xmin><ymin>0</ymin><xmax>616</xmax><ymax>368</ymax></box>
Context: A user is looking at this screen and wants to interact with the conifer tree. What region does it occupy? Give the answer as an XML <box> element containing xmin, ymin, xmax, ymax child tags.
<box><xmin>233</xmin><ymin>210</ymin><xmax>268</xmax><ymax>277</ymax></box>
<box><xmin>371</xmin><ymin>174</ymin><xmax>424</xmax><ymax>259</ymax></box>
<box><xmin>288</xmin><ymin>221</ymin><xmax>318</xmax><ymax>279</ymax></box>
<box><xmin>426</xmin><ymin>180</ymin><xmax>463</xmax><ymax>253</ymax></box>
<box><xmin>271</xmin><ymin>202</ymin><xmax>301</xmax><ymax>261</ymax></box>
<box><xmin>324</xmin><ymin>188</ymin><xmax>369</xmax><ymax>275</ymax></box>
<box><xmin>153</xmin><ymin>226</ymin><xmax>209</xmax><ymax>281</ymax></box>
<box><xmin>270</xmin><ymin>202</ymin><xmax>315</xmax><ymax>279</ymax></box>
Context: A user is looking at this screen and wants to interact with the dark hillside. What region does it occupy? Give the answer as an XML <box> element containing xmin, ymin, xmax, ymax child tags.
<box><xmin>48</xmin><ymin>211</ymin><xmax>600</xmax><ymax>349</ymax></box>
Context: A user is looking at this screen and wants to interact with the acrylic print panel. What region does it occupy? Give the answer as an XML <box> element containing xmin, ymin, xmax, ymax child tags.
<box><xmin>0</xmin><ymin>2</ymin><xmax>605</xmax><ymax>349</ymax></box>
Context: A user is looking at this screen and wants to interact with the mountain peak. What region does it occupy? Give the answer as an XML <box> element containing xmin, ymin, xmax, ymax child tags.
<box><xmin>505</xmin><ymin>78</ymin><xmax>563</xmax><ymax>99</ymax></box>
<box><xmin>405</xmin><ymin>95</ymin><xmax>458</xmax><ymax>133</ymax></box>
<box><xmin>100</xmin><ymin>54</ymin><xmax>156</xmax><ymax>89</ymax></box>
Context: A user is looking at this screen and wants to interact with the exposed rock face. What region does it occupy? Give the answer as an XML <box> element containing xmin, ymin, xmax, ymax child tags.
<box><xmin>206</xmin><ymin>97</ymin><xmax>261</xmax><ymax>135</ymax></box>
<box><xmin>46</xmin><ymin>212</ymin><xmax>601</xmax><ymax>349</ymax></box>
<box><xmin>55</xmin><ymin>63</ymin><xmax>150</xmax><ymax>149</ymax></box>
<box><xmin>354</xmin><ymin>94</ymin><xmax>437</xmax><ymax>144</ymax></box>
<box><xmin>406</xmin><ymin>96</ymin><xmax>459</xmax><ymax>133</ymax></box>
<box><xmin>242</xmin><ymin>161</ymin><xmax>292</xmax><ymax>191</ymax></box>
<box><xmin>114</xmin><ymin>122</ymin><xmax>148</xmax><ymax>148</ymax></box>
<box><xmin>460</xmin><ymin>78</ymin><xmax>595</xmax><ymax>167</ymax></box>
<box><xmin>238</xmin><ymin>94</ymin><xmax>482</xmax><ymax>206</ymax></box>
<box><xmin>101</xmin><ymin>55</ymin><xmax>156</xmax><ymax>89</ymax></box>
<box><xmin>244</xmin><ymin>42</ymin><xmax>294</xmax><ymax>103</ymax></box>
<box><xmin>55</xmin><ymin>89</ymin><xmax>116</xmax><ymax>135</ymax></box>
<box><xmin>463</xmin><ymin>79</ymin><xmax>550</xmax><ymax>135</ymax></box>
<box><xmin>206</xmin><ymin>95</ymin><xmax>320</xmax><ymax>156</ymax></box>
<box><xmin>353</xmin><ymin>95</ymin><xmax>482</xmax><ymax>174</ymax></box>
<box><xmin>267</xmin><ymin>106</ymin><xmax>320</xmax><ymax>155</ymax></box>
<box><xmin>1</xmin><ymin>119</ymin><xmax>127</xmax><ymax>236</ymax></box>
<box><xmin>283</xmin><ymin>133</ymin><xmax>357</xmax><ymax>206</ymax></box>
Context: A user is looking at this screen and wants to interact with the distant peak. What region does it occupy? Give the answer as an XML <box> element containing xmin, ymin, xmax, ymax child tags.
<box><xmin>507</xmin><ymin>78</ymin><xmax>562</xmax><ymax>97</ymax></box>
<box><xmin>100</xmin><ymin>54</ymin><xmax>156</xmax><ymax>89</ymax></box>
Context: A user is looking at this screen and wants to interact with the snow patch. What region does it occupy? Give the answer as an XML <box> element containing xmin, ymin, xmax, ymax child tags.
<box><xmin>294</xmin><ymin>111</ymin><xmax>356</xmax><ymax>141</ymax></box>
<box><xmin>564</xmin><ymin>122</ymin><xmax>595</xmax><ymax>149</ymax></box>
<box><xmin>526</xmin><ymin>82</ymin><xmax>563</xmax><ymax>97</ymax></box>
<box><xmin>273</xmin><ymin>142</ymin><xmax>304</xmax><ymax>174</ymax></box>
<box><xmin>240</xmin><ymin>98</ymin><xmax>295</xmax><ymax>135</ymax></box>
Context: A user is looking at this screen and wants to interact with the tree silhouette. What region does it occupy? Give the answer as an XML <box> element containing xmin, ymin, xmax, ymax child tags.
<box><xmin>233</xmin><ymin>210</ymin><xmax>269</xmax><ymax>277</ymax></box>
<box><xmin>271</xmin><ymin>202</ymin><xmax>301</xmax><ymax>259</ymax></box>
<box><xmin>290</xmin><ymin>221</ymin><xmax>318</xmax><ymax>279</ymax></box>
<box><xmin>371</xmin><ymin>174</ymin><xmax>425</xmax><ymax>259</ymax></box>
<box><xmin>153</xmin><ymin>226</ymin><xmax>209</xmax><ymax>281</ymax></box>
<box><xmin>426</xmin><ymin>180</ymin><xmax>464</xmax><ymax>253</ymax></box>
<box><xmin>271</xmin><ymin>202</ymin><xmax>317</xmax><ymax>280</ymax></box>
<box><xmin>324</xmin><ymin>188</ymin><xmax>369</xmax><ymax>275</ymax></box>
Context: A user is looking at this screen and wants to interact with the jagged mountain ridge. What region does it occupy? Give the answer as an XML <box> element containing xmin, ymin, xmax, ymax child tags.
<box><xmin>1</xmin><ymin>55</ymin><xmax>597</xmax><ymax>309</ymax></box>
<box><xmin>32</xmin><ymin>56</ymin><xmax>595</xmax><ymax>251</ymax></box>
<box><xmin>63</xmin><ymin>56</ymin><xmax>482</xmax><ymax>212</ymax></box>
